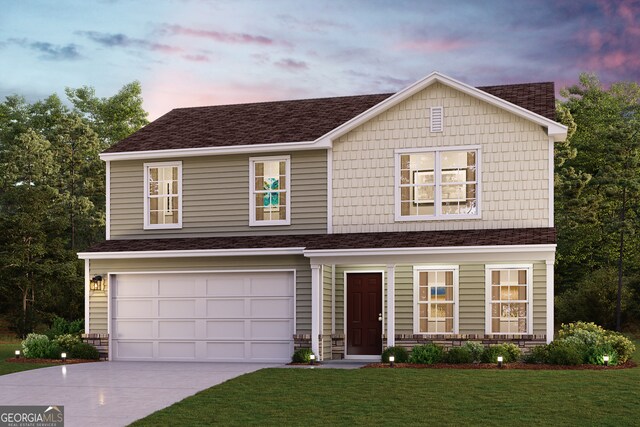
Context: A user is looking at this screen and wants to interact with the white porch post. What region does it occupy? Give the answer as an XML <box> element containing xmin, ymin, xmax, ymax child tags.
<box><xmin>386</xmin><ymin>264</ymin><xmax>395</xmax><ymax>347</ymax></box>
<box><xmin>311</xmin><ymin>264</ymin><xmax>321</xmax><ymax>359</ymax></box>
<box><xmin>84</xmin><ymin>259</ymin><xmax>90</xmax><ymax>333</ymax></box>
<box><xmin>546</xmin><ymin>260</ymin><xmax>554</xmax><ymax>343</ymax></box>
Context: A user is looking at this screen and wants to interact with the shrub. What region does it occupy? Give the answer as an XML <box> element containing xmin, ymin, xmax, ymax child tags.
<box><xmin>523</xmin><ymin>345</ymin><xmax>550</xmax><ymax>364</ymax></box>
<box><xmin>480</xmin><ymin>343</ymin><xmax>521</xmax><ymax>363</ymax></box>
<box><xmin>22</xmin><ymin>333</ymin><xmax>62</xmax><ymax>359</ymax></box>
<box><xmin>586</xmin><ymin>343</ymin><xmax>619</xmax><ymax>366</ymax></box>
<box><xmin>44</xmin><ymin>316</ymin><xmax>84</xmax><ymax>339</ymax></box>
<box><xmin>602</xmin><ymin>333</ymin><xmax>635</xmax><ymax>364</ymax></box>
<box><xmin>557</xmin><ymin>321</ymin><xmax>635</xmax><ymax>364</ymax></box>
<box><xmin>381</xmin><ymin>346</ymin><xmax>409</xmax><ymax>363</ymax></box>
<box><xmin>444</xmin><ymin>346</ymin><xmax>474</xmax><ymax>364</ymax></box>
<box><xmin>53</xmin><ymin>334</ymin><xmax>81</xmax><ymax>352</ymax></box>
<box><xmin>462</xmin><ymin>342</ymin><xmax>484</xmax><ymax>362</ymax></box>
<box><xmin>68</xmin><ymin>342</ymin><xmax>100</xmax><ymax>360</ymax></box>
<box><xmin>409</xmin><ymin>343</ymin><xmax>444</xmax><ymax>364</ymax></box>
<box><xmin>546</xmin><ymin>340</ymin><xmax>584</xmax><ymax>365</ymax></box>
<box><xmin>291</xmin><ymin>348</ymin><xmax>315</xmax><ymax>363</ymax></box>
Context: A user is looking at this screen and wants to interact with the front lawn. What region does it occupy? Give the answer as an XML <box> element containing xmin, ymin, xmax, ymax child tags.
<box><xmin>132</xmin><ymin>340</ymin><xmax>640</xmax><ymax>426</ymax></box>
<box><xmin>0</xmin><ymin>343</ymin><xmax>56</xmax><ymax>375</ymax></box>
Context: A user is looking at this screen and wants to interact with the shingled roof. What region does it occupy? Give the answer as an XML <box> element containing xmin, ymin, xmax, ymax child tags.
<box><xmin>81</xmin><ymin>228</ymin><xmax>556</xmax><ymax>254</ymax></box>
<box><xmin>106</xmin><ymin>82</ymin><xmax>556</xmax><ymax>154</ymax></box>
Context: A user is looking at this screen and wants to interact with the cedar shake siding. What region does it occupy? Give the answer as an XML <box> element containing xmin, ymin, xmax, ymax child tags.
<box><xmin>109</xmin><ymin>150</ymin><xmax>327</xmax><ymax>239</ymax></box>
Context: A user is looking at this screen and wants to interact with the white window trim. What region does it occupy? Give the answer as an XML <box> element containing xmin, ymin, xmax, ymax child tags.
<box><xmin>395</xmin><ymin>146</ymin><xmax>482</xmax><ymax>221</ymax></box>
<box><xmin>412</xmin><ymin>265</ymin><xmax>459</xmax><ymax>335</ymax></box>
<box><xmin>143</xmin><ymin>161</ymin><xmax>183</xmax><ymax>230</ymax></box>
<box><xmin>484</xmin><ymin>264</ymin><xmax>533</xmax><ymax>336</ymax></box>
<box><xmin>249</xmin><ymin>155</ymin><xmax>291</xmax><ymax>226</ymax></box>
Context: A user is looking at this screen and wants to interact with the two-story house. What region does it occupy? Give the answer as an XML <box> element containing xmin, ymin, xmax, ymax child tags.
<box><xmin>78</xmin><ymin>72</ymin><xmax>567</xmax><ymax>362</ymax></box>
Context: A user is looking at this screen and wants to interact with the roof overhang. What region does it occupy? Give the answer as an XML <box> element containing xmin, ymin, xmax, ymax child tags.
<box><xmin>78</xmin><ymin>247</ymin><xmax>306</xmax><ymax>259</ymax></box>
<box><xmin>315</xmin><ymin>71</ymin><xmax>568</xmax><ymax>145</ymax></box>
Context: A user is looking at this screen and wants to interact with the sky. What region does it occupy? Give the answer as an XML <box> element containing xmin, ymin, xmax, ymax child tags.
<box><xmin>1</xmin><ymin>0</ymin><xmax>639</xmax><ymax>120</ymax></box>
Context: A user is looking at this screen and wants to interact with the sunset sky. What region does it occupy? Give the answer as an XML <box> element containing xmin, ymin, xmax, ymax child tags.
<box><xmin>2</xmin><ymin>0</ymin><xmax>639</xmax><ymax>120</ymax></box>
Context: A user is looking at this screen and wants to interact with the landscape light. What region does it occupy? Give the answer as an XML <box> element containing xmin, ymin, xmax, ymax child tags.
<box><xmin>61</xmin><ymin>352</ymin><xmax>67</xmax><ymax>363</ymax></box>
<box><xmin>603</xmin><ymin>355</ymin><xmax>609</xmax><ymax>367</ymax></box>
<box><xmin>309</xmin><ymin>354</ymin><xmax>315</xmax><ymax>365</ymax></box>
<box><xmin>389</xmin><ymin>355</ymin><xmax>395</xmax><ymax>367</ymax></box>
<box><xmin>15</xmin><ymin>350</ymin><xmax>20</xmax><ymax>359</ymax></box>
<box><xmin>497</xmin><ymin>356</ymin><xmax>503</xmax><ymax>368</ymax></box>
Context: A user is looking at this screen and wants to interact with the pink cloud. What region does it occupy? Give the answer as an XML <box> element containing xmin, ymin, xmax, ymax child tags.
<box><xmin>182</xmin><ymin>54</ymin><xmax>210</xmax><ymax>62</ymax></box>
<box><xmin>395</xmin><ymin>38</ymin><xmax>472</xmax><ymax>52</ymax></box>
<box><xmin>159</xmin><ymin>24</ymin><xmax>290</xmax><ymax>47</ymax></box>
<box><xmin>274</xmin><ymin>58</ymin><xmax>308</xmax><ymax>71</ymax></box>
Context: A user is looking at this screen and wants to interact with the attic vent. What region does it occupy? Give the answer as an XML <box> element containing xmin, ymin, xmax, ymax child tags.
<box><xmin>430</xmin><ymin>106</ymin><xmax>443</xmax><ymax>132</ymax></box>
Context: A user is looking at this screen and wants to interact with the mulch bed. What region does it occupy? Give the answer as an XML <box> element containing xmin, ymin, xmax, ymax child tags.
<box><xmin>364</xmin><ymin>361</ymin><xmax>637</xmax><ymax>370</ymax></box>
<box><xmin>5</xmin><ymin>357</ymin><xmax>101</xmax><ymax>365</ymax></box>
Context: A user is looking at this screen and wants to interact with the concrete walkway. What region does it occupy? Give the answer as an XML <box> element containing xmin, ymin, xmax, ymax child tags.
<box><xmin>0</xmin><ymin>361</ymin><xmax>278</xmax><ymax>426</ymax></box>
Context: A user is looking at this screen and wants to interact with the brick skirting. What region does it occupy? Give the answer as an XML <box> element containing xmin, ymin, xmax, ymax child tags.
<box><xmin>81</xmin><ymin>333</ymin><xmax>109</xmax><ymax>360</ymax></box>
<box><xmin>392</xmin><ymin>334</ymin><xmax>547</xmax><ymax>353</ymax></box>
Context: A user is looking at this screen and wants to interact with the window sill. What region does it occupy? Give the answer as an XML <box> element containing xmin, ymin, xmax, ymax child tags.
<box><xmin>249</xmin><ymin>221</ymin><xmax>291</xmax><ymax>227</ymax></box>
<box><xmin>395</xmin><ymin>214</ymin><xmax>481</xmax><ymax>222</ymax></box>
<box><xmin>143</xmin><ymin>224</ymin><xmax>183</xmax><ymax>230</ymax></box>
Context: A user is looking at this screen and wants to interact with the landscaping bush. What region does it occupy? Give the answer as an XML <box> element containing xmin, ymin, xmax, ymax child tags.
<box><xmin>381</xmin><ymin>346</ymin><xmax>409</xmax><ymax>363</ymax></box>
<box><xmin>22</xmin><ymin>333</ymin><xmax>62</xmax><ymax>359</ymax></box>
<box><xmin>444</xmin><ymin>346</ymin><xmax>474</xmax><ymax>364</ymax></box>
<box><xmin>586</xmin><ymin>343</ymin><xmax>619</xmax><ymax>366</ymax></box>
<box><xmin>480</xmin><ymin>343</ymin><xmax>521</xmax><ymax>363</ymax></box>
<box><xmin>68</xmin><ymin>342</ymin><xmax>100</xmax><ymax>360</ymax></box>
<box><xmin>53</xmin><ymin>334</ymin><xmax>82</xmax><ymax>351</ymax></box>
<box><xmin>557</xmin><ymin>321</ymin><xmax>635</xmax><ymax>363</ymax></box>
<box><xmin>601</xmin><ymin>333</ymin><xmax>635</xmax><ymax>363</ymax></box>
<box><xmin>44</xmin><ymin>316</ymin><xmax>84</xmax><ymax>339</ymax></box>
<box><xmin>291</xmin><ymin>348</ymin><xmax>315</xmax><ymax>363</ymax></box>
<box><xmin>409</xmin><ymin>343</ymin><xmax>444</xmax><ymax>364</ymax></box>
<box><xmin>523</xmin><ymin>345</ymin><xmax>550</xmax><ymax>364</ymax></box>
<box><xmin>546</xmin><ymin>340</ymin><xmax>584</xmax><ymax>365</ymax></box>
<box><xmin>462</xmin><ymin>342</ymin><xmax>484</xmax><ymax>362</ymax></box>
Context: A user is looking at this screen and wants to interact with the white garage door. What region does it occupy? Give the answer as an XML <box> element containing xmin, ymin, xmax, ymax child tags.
<box><xmin>111</xmin><ymin>271</ymin><xmax>294</xmax><ymax>362</ymax></box>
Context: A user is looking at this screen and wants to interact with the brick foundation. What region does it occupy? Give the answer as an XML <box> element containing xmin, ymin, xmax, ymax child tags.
<box><xmin>392</xmin><ymin>334</ymin><xmax>547</xmax><ymax>353</ymax></box>
<box><xmin>81</xmin><ymin>333</ymin><xmax>109</xmax><ymax>360</ymax></box>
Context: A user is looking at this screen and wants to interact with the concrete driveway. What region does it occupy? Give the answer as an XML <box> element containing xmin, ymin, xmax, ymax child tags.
<box><xmin>0</xmin><ymin>361</ymin><xmax>278</xmax><ymax>426</ymax></box>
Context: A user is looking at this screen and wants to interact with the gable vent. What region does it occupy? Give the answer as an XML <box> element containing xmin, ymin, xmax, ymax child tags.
<box><xmin>430</xmin><ymin>106</ymin><xmax>443</xmax><ymax>132</ymax></box>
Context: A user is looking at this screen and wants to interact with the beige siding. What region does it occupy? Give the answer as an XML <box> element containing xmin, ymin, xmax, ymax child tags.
<box><xmin>332</xmin><ymin>82</ymin><xmax>551</xmax><ymax>233</ymax></box>
<box><xmin>110</xmin><ymin>150</ymin><xmax>327</xmax><ymax>239</ymax></box>
<box><xmin>458</xmin><ymin>264</ymin><xmax>486</xmax><ymax>335</ymax></box>
<box><xmin>87</xmin><ymin>255</ymin><xmax>311</xmax><ymax>334</ymax></box>
<box><xmin>533</xmin><ymin>262</ymin><xmax>547</xmax><ymax>335</ymax></box>
<box><xmin>322</xmin><ymin>265</ymin><xmax>333</xmax><ymax>359</ymax></box>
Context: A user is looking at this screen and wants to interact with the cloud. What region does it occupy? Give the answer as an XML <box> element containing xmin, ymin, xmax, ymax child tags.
<box><xmin>276</xmin><ymin>14</ymin><xmax>352</xmax><ymax>34</ymax></box>
<box><xmin>182</xmin><ymin>54</ymin><xmax>210</xmax><ymax>62</ymax></box>
<box><xmin>7</xmin><ymin>38</ymin><xmax>81</xmax><ymax>60</ymax></box>
<box><xmin>395</xmin><ymin>38</ymin><xmax>473</xmax><ymax>53</ymax></box>
<box><xmin>77</xmin><ymin>31</ymin><xmax>182</xmax><ymax>53</ymax></box>
<box><xmin>157</xmin><ymin>24</ymin><xmax>289</xmax><ymax>47</ymax></box>
<box><xmin>274</xmin><ymin>58</ymin><xmax>308</xmax><ymax>71</ymax></box>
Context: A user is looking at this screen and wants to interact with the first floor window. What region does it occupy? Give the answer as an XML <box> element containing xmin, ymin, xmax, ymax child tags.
<box><xmin>486</xmin><ymin>266</ymin><xmax>532</xmax><ymax>334</ymax></box>
<box><xmin>414</xmin><ymin>266</ymin><xmax>458</xmax><ymax>334</ymax></box>
<box><xmin>250</xmin><ymin>156</ymin><xmax>290</xmax><ymax>226</ymax></box>
<box><xmin>144</xmin><ymin>162</ymin><xmax>182</xmax><ymax>229</ymax></box>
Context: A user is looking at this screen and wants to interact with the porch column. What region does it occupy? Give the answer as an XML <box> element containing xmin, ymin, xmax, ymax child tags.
<box><xmin>546</xmin><ymin>260</ymin><xmax>554</xmax><ymax>343</ymax></box>
<box><xmin>311</xmin><ymin>264</ymin><xmax>321</xmax><ymax>359</ymax></box>
<box><xmin>386</xmin><ymin>264</ymin><xmax>396</xmax><ymax>347</ymax></box>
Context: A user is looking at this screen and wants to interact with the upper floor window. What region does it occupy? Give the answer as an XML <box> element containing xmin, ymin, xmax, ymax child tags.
<box><xmin>485</xmin><ymin>265</ymin><xmax>532</xmax><ymax>335</ymax></box>
<box><xmin>144</xmin><ymin>161</ymin><xmax>182</xmax><ymax>229</ymax></box>
<box><xmin>249</xmin><ymin>156</ymin><xmax>290</xmax><ymax>226</ymax></box>
<box><xmin>395</xmin><ymin>147</ymin><xmax>480</xmax><ymax>220</ymax></box>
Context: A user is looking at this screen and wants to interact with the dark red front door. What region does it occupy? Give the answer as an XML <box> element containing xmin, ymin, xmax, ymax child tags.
<box><xmin>347</xmin><ymin>273</ymin><xmax>382</xmax><ymax>355</ymax></box>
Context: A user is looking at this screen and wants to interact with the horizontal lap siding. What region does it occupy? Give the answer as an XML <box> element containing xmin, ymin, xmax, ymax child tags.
<box><xmin>458</xmin><ymin>265</ymin><xmax>485</xmax><ymax>335</ymax></box>
<box><xmin>533</xmin><ymin>262</ymin><xmax>547</xmax><ymax>335</ymax></box>
<box><xmin>322</xmin><ymin>265</ymin><xmax>333</xmax><ymax>358</ymax></box>
<box><xmin>87</xmin><ymin>255</ymin><xmax>311</xmax><ymax>334</ymax></box>
<box><xmin>109</xmin><ymin>150</ymin><xmax>327</xmax><ymax>239</ymax></box>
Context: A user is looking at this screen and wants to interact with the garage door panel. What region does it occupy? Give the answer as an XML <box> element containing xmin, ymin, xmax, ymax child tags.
<box><xmin>250</xmin><ymin>320</ymin><xmax>292</xmax><ymax>340</ymax></box>
<box><xmin>206</xmin><ymin>342</ymin><xmax>246</xmax><ymax>360</ymax></box>
<box><xmin>116</xmin><ymin>300</ymin><xmax>153</xmax><ymax>318</ymax></box>
<box><xmin>116</xmin><ymin>341</ymin><xmax>154</xmax><ymax>359</ymax></box>
<box><xmin>158</xmin><ymin>321</ymin><xmax>196</xmax><ymax>339</ymax></box>
<box><xmin>207</xmin><ymin>299</ymin><xmax>245</xmax><ymax>317</ymax></box>
<box><xmin>158</xmin><ymin>342</ymin><xmax>196</xmax><ymax>359</ymax></box>
<box><xmin>206</xmin><ymin>321</ymin><xmax>245</xmax><ymax>339</ymax></box>
<box><xmin>113</xmin><ymin>271</ymin><xmax>294</xmax><ymax>362</ymax></box>
<box><xmin>250</xmin><ymin>298</ymin><xmax>292</xmax><ymax>318</ymax></box>
<box><xmin>158</xmin><ymin>299</ymin><xmax>196</xmax><ymax>318</ymax></box>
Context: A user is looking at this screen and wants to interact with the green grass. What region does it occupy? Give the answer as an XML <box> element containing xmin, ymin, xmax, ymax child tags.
<box><xmin>132</xmin><ymin>340</ymin><xmax>640</xmax><ymax>426</ymax></box>
<box><xmin>0</xmin><ymin>343</ymin><xmax>55</xmax><ymax>375</ymax></box>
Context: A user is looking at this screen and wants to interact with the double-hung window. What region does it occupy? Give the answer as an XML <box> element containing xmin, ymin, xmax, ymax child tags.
<box><xmin>485</xmin><ymin>265</ymin><xmax>533</xmax><ymax>335</ymax></box>
<box><xmin>413</xmin><ymin>266</ymin><xmax>459</xmax><ymax>334</ymax></box>
<box><xmin>396</xmin><ymin>147</ymin><xmax>480</xmax><ymax>220</ymax></box>
<box><xmin>144</xmin><ymin>161</ymin><xmax>182</xmax><ymax>229</ymax></box>
<box><xmin>249</xmin><ymin>156</ymin><xmax>290</xmax><ymax>226</ymax></box>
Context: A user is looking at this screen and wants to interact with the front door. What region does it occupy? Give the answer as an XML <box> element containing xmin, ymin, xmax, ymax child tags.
<box><xmin>346</xmin><ymin>273</ymin><xmax>382</xmax><ymax>356</ymax></box>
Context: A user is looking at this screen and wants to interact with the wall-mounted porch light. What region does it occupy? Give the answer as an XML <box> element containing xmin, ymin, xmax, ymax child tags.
<box><xmin>90</xmin><ymin>275</ymin><xmax>107</xmax><ymax>292</ymax></box>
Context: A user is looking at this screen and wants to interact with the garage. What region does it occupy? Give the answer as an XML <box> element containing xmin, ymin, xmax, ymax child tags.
<box><xmin>111</xmin><ymin>271</ymin><xmax>295</xmax><ymax>362</ymax></box>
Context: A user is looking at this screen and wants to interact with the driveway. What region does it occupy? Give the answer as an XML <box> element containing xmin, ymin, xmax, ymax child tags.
<box><xmin>0</xmin><ymin>361</ymin><xmax>278</xmax><ymax>426</ymax></box>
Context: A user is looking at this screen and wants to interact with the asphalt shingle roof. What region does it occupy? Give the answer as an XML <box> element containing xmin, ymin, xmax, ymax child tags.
<box><xmin>83</xmin><ymin>228</ymin><xmax>556</xmax><ymax>253</ymax></box>
<box><xmin>106</xmin><ymin>82</ymin><xmax>556</xmax><ymax>153</ymax></box>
